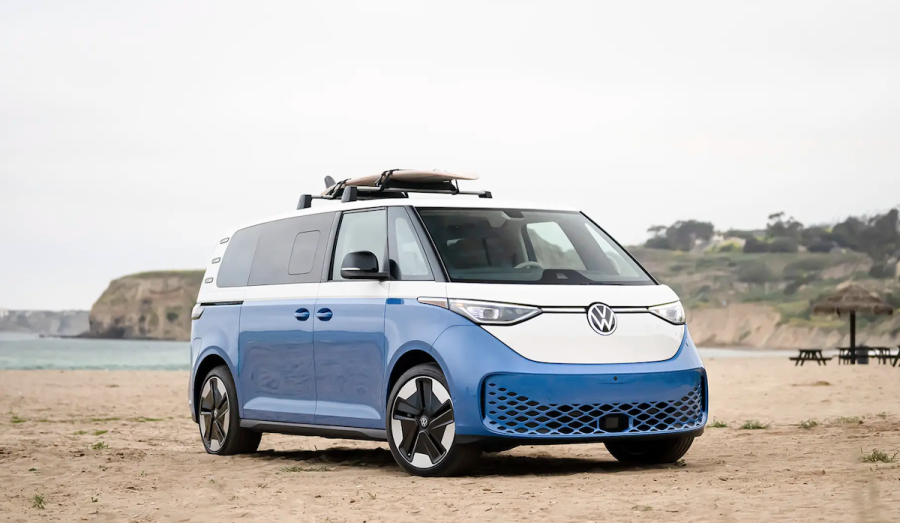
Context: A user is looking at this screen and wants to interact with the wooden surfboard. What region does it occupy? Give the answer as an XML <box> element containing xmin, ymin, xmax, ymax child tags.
<box><xmin>323</xmin><ymin>170</ymin><xmax>479</xmax><ymax>195</ymax></box>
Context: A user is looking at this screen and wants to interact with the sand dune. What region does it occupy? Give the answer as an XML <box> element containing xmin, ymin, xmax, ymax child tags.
<box><xmin>1</xmin><ymin>359</ymin><xmax>899</xmax><ymax>521</ymax></box>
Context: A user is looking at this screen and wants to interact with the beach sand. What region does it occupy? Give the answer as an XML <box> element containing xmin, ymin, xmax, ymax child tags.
<box><xmin>1</xmin><ymin>359</ymin><xmax>898</xmax><ymax>522</ymax></box>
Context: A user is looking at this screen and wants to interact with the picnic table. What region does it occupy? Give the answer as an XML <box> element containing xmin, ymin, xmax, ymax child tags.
<box><xmin>837</xmin><ymin>346</ymin><xmax>873</xmax><ymax>365</ymax></box>
<box><xmin>870</xmin><ymin>347</ymin><xmax>894</xmax><ymax>365</ymax></box>
<box><xmin>836</xmin><ymin>346</ymin><xmax>900</xmax><ymax>365</ymax></box>
<box><xmin>790</xmin><ymin>349</ymin><xmax>832</xmax><ymax>366</ymax></box>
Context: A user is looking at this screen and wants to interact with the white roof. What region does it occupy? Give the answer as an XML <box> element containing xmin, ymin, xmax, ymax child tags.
<box><xmin>224</xmin><ymin>196</ymin><xmax>580</xmax><ymax>237</ymax></box>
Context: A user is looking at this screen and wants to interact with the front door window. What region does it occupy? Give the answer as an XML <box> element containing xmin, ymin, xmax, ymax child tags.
<box><xmin>330</xmin><ymin>209</ymin><xmax>387</xmax><ymax>281</ymax></box>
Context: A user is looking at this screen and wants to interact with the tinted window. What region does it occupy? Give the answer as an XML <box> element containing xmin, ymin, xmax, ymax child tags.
<box><xmin>247</xmin><ymin>212</ymin><xmax>334</xmax><ymax>286</ymax></box>
<box><xmin>216</xmin><ymin>227</ymin><xmax>261</xmax><ymax>288</ymax></box>
<box><xmin>288</xmin><ymin>231</ymin><xmax>320</xmax><ymax>275</ymax></box>
<box><xmin>416</xmin><ymin>208</ymin><xmax>653</xmax><ymax>285</ymax></box>
<box><xmin>331</xmin><ymin>209</ymin><xmax>387</xmax><ymax>281</ymax></box>
<box><xmin>388</xmin><ymin>207</ymin><xmax>432</xmax><ymax>280</ymax></box>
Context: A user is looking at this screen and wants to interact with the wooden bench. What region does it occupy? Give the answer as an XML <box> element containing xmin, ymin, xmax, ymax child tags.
<box><xmin>791</xmin><ymin>349</ymin><xmax>833</xmax><ymax>366</ymax></box>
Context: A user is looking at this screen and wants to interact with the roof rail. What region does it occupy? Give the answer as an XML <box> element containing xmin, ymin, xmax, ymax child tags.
<box><xmin>297</xmin><ymin>169</ymin><xmax>491</xmax><ymax>209</ymax></box>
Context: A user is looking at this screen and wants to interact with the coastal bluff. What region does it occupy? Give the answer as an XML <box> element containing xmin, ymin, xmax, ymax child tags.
<box><xmin>83</xmin><ymin>248</ymin><xmax>899</xmax><ymax>346</ymax></box>
<box><xmin>87</xmin><ymin>271</ymin><xmax>203</xmax><ymax>341</ymax></box>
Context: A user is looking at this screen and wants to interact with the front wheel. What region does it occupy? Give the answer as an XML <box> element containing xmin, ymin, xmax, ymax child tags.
<box><xmin>386</xmin><ymin>364</ymin><xmax>481</xmax><ymax>476</ymax></box>
<box><xmin>198</xmin><ymin>366</ymin><xmax>261</xmax><ymax>455</ymax></box>
<box><xmin>605</xmin><ymin>435</ymin><xmax>694</xmax><ymax>464</ymax></box>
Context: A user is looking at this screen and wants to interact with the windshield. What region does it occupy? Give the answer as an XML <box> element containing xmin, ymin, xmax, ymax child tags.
<box><xmin>415</xmin><ymin>208</ymin><xmax>654</xmax><ymax>285</ymax></box>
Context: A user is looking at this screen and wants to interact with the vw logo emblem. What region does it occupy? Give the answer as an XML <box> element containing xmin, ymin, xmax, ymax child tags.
<box><xmin>587</xmin><ymin>303</ymin><xmax>617</xmax><ymax>336</ymax></box>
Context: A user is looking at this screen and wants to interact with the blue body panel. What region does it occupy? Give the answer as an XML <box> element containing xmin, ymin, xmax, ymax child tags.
<box><xmin>312</xmin><ymin>298</ymin><xmax>387</xmax><ymax>428</ymax></box>
<box><xmin>189</xmin><ymin>304</ymin><xmax>242</xmax><ymax>419</ymax></box>
<box><xmin>430</xmin><ymin>320</ymin><xmax>706</xmax><ymax>438</ymax></box>
<box><xmin>190</xmin><ymin>298</ymin><xmax>707</xmax><ymax>441</ymax></box>
<box><xmin>239</xmin><ymin>299</ymin><xmax>318</xmax><ymax>423</ymax></box>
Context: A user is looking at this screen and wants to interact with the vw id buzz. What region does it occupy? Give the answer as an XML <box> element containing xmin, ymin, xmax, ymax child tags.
<box><xmin>188</xmin><ymin>171</ymin><xmax>708</xmax><ymax>476</ymax></box>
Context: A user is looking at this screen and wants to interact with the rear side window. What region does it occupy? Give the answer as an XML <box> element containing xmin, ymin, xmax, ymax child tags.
<box><xmin>216</xmin><ymin>227</ymin><xmax>261</xmax><ymax>287</ymax></box>
<box><xmin>248</xmin><ymin>212</ymin><xmax>334</xmax><ymax>286</ymax></box>
<box><xmin>288</xmin><ymin>231</ymin><xmax>321</xmax><ymax>275</ymax></box>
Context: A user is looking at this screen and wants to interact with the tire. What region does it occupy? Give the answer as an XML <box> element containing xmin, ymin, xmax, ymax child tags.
<box><xmin>604</xmin><ymin>435</ymin><xmax>694</xmax><ymax>464</ymax></box>
<box><xmin>386</xmin><ymin>363</ymin><xmax>481</xmax><ymax>476</ymax></box>
<box><xmin>197</xmin><ymin>365</ymin><xmax>261</xmax><ymax>455</ymax></box>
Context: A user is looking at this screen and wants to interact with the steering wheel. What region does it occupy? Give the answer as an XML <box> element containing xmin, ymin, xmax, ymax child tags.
<box><xmin>514</xmin><ymin>261</ymin><xmax>544</xmax><ymax>270</ymax></box>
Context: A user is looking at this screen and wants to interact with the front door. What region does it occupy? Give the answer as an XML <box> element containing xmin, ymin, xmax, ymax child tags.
<box><xmin>314</xmin><ymin>208</ymin><xmax>389</xmax><ymax>428</ymax></box>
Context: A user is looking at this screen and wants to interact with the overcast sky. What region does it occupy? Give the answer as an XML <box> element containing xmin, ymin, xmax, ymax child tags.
<box><xmin>1</xmin><ymin>1</ymin><xmax>899</xmax><ymax>310</ymax></box>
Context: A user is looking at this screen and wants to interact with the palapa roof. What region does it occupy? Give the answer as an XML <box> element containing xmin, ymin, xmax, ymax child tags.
<box><xmin>811</xmin><ymin>284</ymin><xmax>894</xmax><ymax>316</ymax></box>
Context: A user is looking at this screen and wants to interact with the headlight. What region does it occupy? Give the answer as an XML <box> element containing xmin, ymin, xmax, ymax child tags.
<box><xmin>649</xmin><ymin>301</ymin><xmax>685</xmax><ymax>325</ymax></box>
<box><xmin>448</xmin><ymin>299</ymin><xmax>541</xmax><ymax>325</ymax></box>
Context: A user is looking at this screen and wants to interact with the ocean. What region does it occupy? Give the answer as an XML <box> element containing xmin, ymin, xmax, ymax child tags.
<box><xmin>0</xmin><ymin>332</ymin><xmax>795</xmax><ymax>370</ymax></box>
<box><xmin>0</xmin><ymin>332</ymin><xmax>190</xmax><ymax>370</ymax></box>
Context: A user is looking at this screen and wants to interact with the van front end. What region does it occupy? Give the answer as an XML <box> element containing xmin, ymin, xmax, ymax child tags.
<box><xmin>430</xmin><ymin>320</ymin><xmax>707</xmax><ymax>446</ymax></box>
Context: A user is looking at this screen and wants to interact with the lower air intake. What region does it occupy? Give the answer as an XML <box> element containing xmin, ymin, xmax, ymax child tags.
<box><xmin>483</xmin><ymin>379</ymin><xmax>704</xmax><ymax>436</ymax></box>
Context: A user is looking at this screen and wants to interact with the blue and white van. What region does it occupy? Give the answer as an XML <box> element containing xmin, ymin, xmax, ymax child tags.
<box><xmin>189</xmin><ymin>170</ymin><xmax>707</xmax><ymax>476</ymax></box>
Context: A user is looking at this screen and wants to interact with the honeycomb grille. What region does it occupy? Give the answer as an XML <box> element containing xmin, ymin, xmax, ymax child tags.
<box><xmin>483</xmin><ymin>379</ymin><xmax>704</xmax><ymax>436</ymax></box>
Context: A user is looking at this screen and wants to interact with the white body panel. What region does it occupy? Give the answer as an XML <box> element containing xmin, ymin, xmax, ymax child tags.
<box><xmin>447</xmin><ymin>282</ymin><xmax>682</xmax><ymax>364</ymax></box>
<box><xmin>243</xmin><ymin>283</ymin><xmax>319</xmax><ymax>302</ymax></box>
<box><xmin>195</xmin><ymin>193</ymin><xmax>686</xmax><ymax>366</ymax></box>
<box><xmin>483</xmin><ymin>313</ymin><xmax>684</xmax><ymax>364</ymax></box>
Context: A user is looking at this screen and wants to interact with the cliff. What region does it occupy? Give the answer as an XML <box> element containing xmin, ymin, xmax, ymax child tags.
<box><xmin>87</xmin><ymin>271</ymin><xmax>204</xmax><ymax>341</ymax></box>
<box><xmin>84</xmin><ymin>249</ymin><xmax>899</xmax><ymax>347</ymax></box>
<box><xmin>0</xmin><ymin>309</ymin><xmax>89</xmax><ymax>336</ymax></box>
<box><xmin>632</xmin><ymin>248</ymin><xmax>900</xmax><ymax>349</ymax></box>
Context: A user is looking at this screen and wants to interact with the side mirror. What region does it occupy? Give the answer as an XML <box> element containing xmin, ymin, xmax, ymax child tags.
<box><xmin>340</xmin><ymin>251</ymin><xmax>388</xmax><ymax>280</ymax></box>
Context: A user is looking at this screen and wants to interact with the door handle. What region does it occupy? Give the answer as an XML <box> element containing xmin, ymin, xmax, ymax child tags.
<box><xmin>316</xmin><ymin>308</ymin><xmax>333</xmax><ymax>321</ymax></box>
<box><xmin>294</xmin><ymin>308</ymin><xmax>310</xmax><ymax>321</ymax></box>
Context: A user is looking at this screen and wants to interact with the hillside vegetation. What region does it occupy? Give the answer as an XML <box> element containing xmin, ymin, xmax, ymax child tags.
<box><xmin>635</xmin><ymin>207</ymin><xmax>900</xmax><ymax>348</ymax></box>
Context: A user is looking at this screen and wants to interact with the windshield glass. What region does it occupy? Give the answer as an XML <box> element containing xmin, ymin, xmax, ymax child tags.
<box><xmin>416</xmin><ymin>208</ymin><xmax>654</xmax><ymax>285</ymax></box>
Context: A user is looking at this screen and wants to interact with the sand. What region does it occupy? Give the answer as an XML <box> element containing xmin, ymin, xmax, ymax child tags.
<box><xmin>1</xmin><ymin>359</ymin><xmax>899</xmax><ymax>522</ymax></box>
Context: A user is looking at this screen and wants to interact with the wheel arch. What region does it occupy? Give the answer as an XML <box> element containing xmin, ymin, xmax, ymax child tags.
<box><xmin>385</xmin><ymin>348</ymin><xmax>441</xmax><ymax>406</ymax></box>
<box><xmin>192</xmin><ymin>350</ymin><xmax>234</xmax><ymax>420</ymax></box>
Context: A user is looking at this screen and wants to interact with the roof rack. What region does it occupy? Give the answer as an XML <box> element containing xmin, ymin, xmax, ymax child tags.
<box><xmin>297</xmin><ymin>169</ymin><xmax>492</xmax><ymax>209</ymax></box>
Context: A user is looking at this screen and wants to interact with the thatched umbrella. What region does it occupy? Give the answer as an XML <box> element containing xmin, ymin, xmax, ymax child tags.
<box><xmin>812</xmin><ymin>284</ymin><xmax>894</xmax><ymax>350</ymax></box>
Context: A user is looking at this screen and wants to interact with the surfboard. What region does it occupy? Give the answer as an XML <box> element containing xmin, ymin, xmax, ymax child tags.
<box><xmin>323</xmin><ymin>170</ymin><xmax>479</xmax><ymax>195</ymax></box>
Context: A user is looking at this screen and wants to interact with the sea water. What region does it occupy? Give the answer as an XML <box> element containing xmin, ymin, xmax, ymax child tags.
<box><xmin>0</xmin><ymin>332</ymin><xmax>796</xmax><ymax>370</ymax></box>
<box><xmin>0</xmin><ymin>332</ymin><xmax>189</xmax><ymax>370</ymax></box>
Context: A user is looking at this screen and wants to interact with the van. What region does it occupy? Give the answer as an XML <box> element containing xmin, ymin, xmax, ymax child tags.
<box><xmin>189</xmin><ymin>170</ymin><xmax>707</xmax><ymax>476</ymax></box>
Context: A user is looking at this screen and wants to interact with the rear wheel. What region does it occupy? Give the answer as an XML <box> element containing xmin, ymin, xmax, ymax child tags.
<box><xmin>386</xmin><ymin>364</ymin><xmax>481</xmax><ymax>476</ymax></box>
<box><xmin>605</xmin><ymin>435</ymin><xmax>693</xmax><ymax>464</ymax></box>
<box><xmin>198</xmin><ymin>366</ymin><xmax>261</xmax><ymax>455</ymax></box>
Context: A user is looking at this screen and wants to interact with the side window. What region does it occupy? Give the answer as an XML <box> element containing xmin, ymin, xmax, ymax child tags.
<box><xmin>388</xmin><ymin>207</ymin><xmax>432</xmax><ymax>280</ymax></box>
<box><xmin>217</xmin><ymin>226</ymin><xmax>261</xmax><ymax>288</ymax></box>
<box><xmin>288</xmin><ymin>231</ymin><xmax>320</xmax><ymax>275</ymax></box>
<box><xmin>247</xmin><ymin>212</ymin><xmax>334</xmax><ymax>286</ymax></box>
<box><xmin>331</xmin><ymin>209</ymin><xmax>387</xmax><ymax>281</ymax></box>
<box><xmin>525</xmin><ymin>222</ymin><xmax>586</xmax><ymax>270</ymax></box>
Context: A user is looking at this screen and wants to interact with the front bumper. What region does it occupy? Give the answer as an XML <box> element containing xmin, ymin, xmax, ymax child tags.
<box><xmin>430</xmin><ymin>324</ymin><xmax>707</xmax><ymax>443</ymax></box>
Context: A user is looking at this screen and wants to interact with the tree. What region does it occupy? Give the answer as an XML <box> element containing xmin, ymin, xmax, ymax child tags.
<box><xmin>665</xmin><ymin>220</ymin><xmax>715</xmax><ymax>251</ymax></box>
<box><xmin>743</xmin><ymin>237</ymin><xmax>769</xmax><ymax>253</ymax></box>
<box><xmin>766</xmin><ymin>212</ymin><xmax>803</xmax><ymax>240</ymax></box>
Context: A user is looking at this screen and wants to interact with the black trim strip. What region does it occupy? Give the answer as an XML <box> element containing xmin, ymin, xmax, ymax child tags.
<box><xmin>240</xmin><ymin>420</ymin><xmax>387</xmax><ymax>441</ymax></box>
<box><xmin>199</xmin><ymin>301</ymin><xmax>244</xmax><ymax>306</ymax></box>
